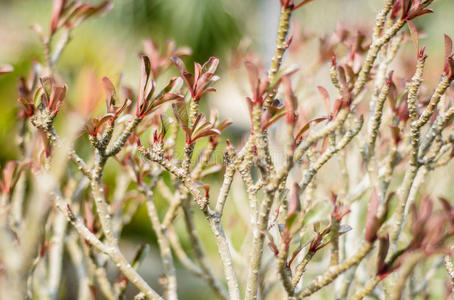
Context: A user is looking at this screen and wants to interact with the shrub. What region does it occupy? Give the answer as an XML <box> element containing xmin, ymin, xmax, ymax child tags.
<box><xmin>1</xmin><ymin>0</ymin><xmax>454</xmax><ymax>299</ymax></box>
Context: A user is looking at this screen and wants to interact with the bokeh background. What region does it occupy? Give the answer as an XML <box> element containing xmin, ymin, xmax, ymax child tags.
<box><xmin>1</xmin><ymin>0</ymin><xmax>454</xmax><ymax>161</ymax></box>
<box><xmin>1</xmin><ymin>0</ymin><xmax>454</xmax><ymax>298</ymax></box>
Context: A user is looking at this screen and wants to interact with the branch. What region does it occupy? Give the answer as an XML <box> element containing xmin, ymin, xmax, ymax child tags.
<box><xmin>299</xmin><ymin>117</ymin><xmax>363</xmax><ymax>193</ymax></box>
<box><xmin>264</xmin><ymin>5</ymin><xmax>292</xmax><ymax>107</ymax></box>
<box><xmin>296</xmin><ymin>242</ymin><xmax>373</xmax><ymax>298</ymax></box>
<box><xmin>353</xmin><ymin>19</ymin><xmax>406</xmax><ymax>96</ymax></box>
<box><xmin>105</xmin><ymin>116</ymin><xmax>141</xmax><ymax>157</ymax></box>
<box><xmin>141</xmin><ymin>186</ymin><xmax>177</xmax><ymax>300</ymax></box>
<box><xmin>350</xmin><ymin>275</ymin><xmax>381</xmax><ymax>300</ymax></box>
<box><xmin>138</xmin><ymin>145</ymin><xmax>208</xmax><ymax>212</ymax></box>
<box><xmin>56</xmin><ymin>200</ymin><xmax>163</xmax><ymax>300</ymax></box>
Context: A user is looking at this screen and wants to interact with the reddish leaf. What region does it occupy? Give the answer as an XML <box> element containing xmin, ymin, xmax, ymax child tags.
<box><xmin>17</xmin><ymin>97</ymin><xmax>35</xmax><ymax>118</ymax></box>
<box><xmin>390</xmin><ymin>125</ymin><xmax>402</xmax><ymax>145</ymax></box>
<box><xmin>201</xmin><ymin>56</ymin><xmax>219</xmax><ymax>75</ymax></box>
<box><xmin>38</xmin><ymin>77</ymin><xmax>67</xmax><ymax>115</ymax></box>
<box><xmin>194</xmin><ymin>72</ymin><xmax>218</xmax><ymax>99</ymax></box>
<box><xmin>295</xmin><ymin>117</ymin><xmax>328</xmax><ymax>141</ymax></box>
<box><xmin>84</xmin><ymin>202</ymin><xmax>96</xmax><ymax>233</ymax></box>
<box><xmin>50</xmin><ymin>0</ymin><xmax>66</xmax><ymax>33</ymax></box>
<box><xmin>292</xmin><ymin>0</ymin><xmax>316</xmax><ymax>10</ymax></box>
<box><xmin>397</xmin><ymin>99</ymin><xmax>409</xmax><ymax>122</ymax></box>
<box><xmin>365</xmin><ymin>188</ymin><xmax>380</xmax><ymax>243</ymax></box>
<box><xmin>332</xmin><ymin>98</ymin><xmax>343</xmax><ymax>119</ymax></box>
<box><xmin>282</xmin><ymin>76</ymin><xmax>298</xmax><ymax>124</ymax></box>
<box><xmin>61</xmin><ymin>1</ymin><xmax>113</xmax><ymax>30</ymax></box>
<box><xmin>317</xmin><ymin>86</ymin><xmax>331</xmax><ymax>116</ymax></box>
<box><xmin>102</xmin><ymin>76</ymin><xmax>116</xmax><ymax>108</ymax></box>
<box><xmin>439</xmin><ymin>197</ymin><xmax>452</xmax><ymax>214</ymax></box>
<box><xmin>172</xmin><ymin>102</ymin><xmax>191</xmax><ymax>141</ymax></box>
<box><xmin>402</xmin><ymin>0</ymin><xmax>412</xmax><ymax>19</ymax></box>
<box><xmin>443</xmin><ymin>35</ymin><xmax>454</xmax><ymax>78</ymax></box>
<box><xmin>444</xmin><ymin>34</ymin><xmax>453</xmax><ymax>61</ymax></box>
<box><xmin>171</xmin><ymin>56</ymin><xmax>194</xmax><ymax>96</ymax></box>
<box><xmin>261</xmin><ymin>108</ymin><xmax>285</xmax><ymax>130</ymax></box>
<box><xmin>288</xmin><ymin>246</ymin><xmax>303</xmax><ymax>267</ymax></box>
<box><xmin>268</xmin><ymin>241</ymin><xmax>279</xmax><ymax>256</ymax></box>
<box><xmin>407</xmin><ymin>8</ymin><xmax>433</xmax><ymax>20</ymax></box>
<box><xmin>172</xmin><ymin>56</ymin><xmax>218</xmax><ymax>100</ymax></box>
<box><xmin>85</xmin><ymin>114</ymin><xmax>115</xmax><ymax>136</ymax></box>
<box><xmin>388</xmin><ymin>82</ymin><xmax>398</xmax><ymax>112</ymax></box>
<box><xmin>244</xmin><ymin>61</ymin><xmax>260</xmax><ymax>102</ymax></box>
<box><xmin>386</xmin><ymin>71</ymin><xmax>394</xmax><ymax>87</ymax></box>
<box><xmin>377</xmin><ymin>234</ymin><xmax>390</xmax><ymax>274</ymax></box>
<box><xmin>407</xmin><ymin>21</ymin><xmax>419</xmax><ymax>55</ymax></box>
<box><xmin>288</xmin><ymin>183</ymin><xmax>301</xmax><ymax>217</ymax></box>
<box><xmin>0</xmin><ymin>161</ymin><xmax>18</xmax><ymax>195</ymax></box>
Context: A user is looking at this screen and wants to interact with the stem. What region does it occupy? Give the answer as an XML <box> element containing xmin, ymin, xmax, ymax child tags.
<box><xmin>105</xmin><ymin>117</ymin><xmax>141</xmax><ymax>157</ymax></box>
<box><xmin>353</xmin><ymin>19</ymin><xmax>405</xmax><ymax>96</ymax></box>
<box><xmin>336</xmin><ymin>264</ymin><xmax>358</xmax><ymax>299</ymax></box>
<box><xmin>294</xmin><ymin>109</ymin><xmax>349</xmax><ymax>162</ymax></box>
<box><xmin>420</xmin><ymin>107</ymin><xmax>454</xmax><ymax>158</ymax></box>
<box><xmin>244</xmin><ymin>191</ymin><xmax>276</xmax><ymax>300</ymax></box>
<box><xmin>445</xmin><ymin>255</ymin><xmax>454</xmax><ymax>286</ymax></box>
<box><xmin>47</xmin><ymin>211</ymin><xmax>67</xmax><ymax>300</ymax></box>
<box><xmin>182</xmin><ymin>144</ymin><xmax>194</xmax><ymax>175</ymax></box>
<box><xmin>350</xmin><ymin>275</ymin><xmax>381</xmax><ymax>300</ymax></box>
<box><xmin>143</xmin><ymin>187</ymin><xmax>177</xmax><ymax>300</ymax></box>
<box><xmin>167</xmin><ymin>225</ymin><xmax>229</xmax><ymax>300</ymax></box>
<box><xmin>389</xmin><ymin>252</ymin><xmax>424</xmax><ymax>300</ymax></box>
<box><xmin>276</xmin><ymin>241</ymin><xmax>293</xmax><ymax>297</ymax></box>
<box><xmin>181</xmin><ymin>200</ymin><xmax>230</xmax><ymax>298</ymax></box>
<box><xmin>207</xmin><ymin>216</ymin><xmax>241</xmax><ymax>300</ymax></box>
<box><xmin>292</xmin><ymin>250</ymin><xmax>314</xmax><ymax>288</ymax></box>
<box><xmin>329</xmin><ymin>218</ymin><xmax>340</xmax><ymax>267</ymax></box>
<box><xmin>39</xmin><ymin>124</ymin><xmax>92</xmax><ymax>179</ymax></box>
<box><xmin>365</xmin><ymin>80</ymin><xmax>391</xmax><ymax>159</ymax></box>
<box><xmin>389</xmin><ymin>163</ymin><xmax>419</xmax><ymax>244</ymax></box>
<box><xmin>264</xmin><ymin>6</ymin><xmax>292</xmax><ymax>107</ymax></box>
<box><xmin>57</xmin><ymin>200</ymin><xmax>162</xmax><ymax>299</ymax></box>
<box><xmin>190</xmin><ymin>98</ymin><xmax>199</xmax><ymax>125</ymax></box>
<box><xmin>66</xmin><ymin>235</ymin><xmax>92</xmax><ymax>300</ymax></box>
<box><xmin>299</xmin><ymin>117</ymin><xmax>363</xmax><ymax>192</ymax></box>
<box><xmin>296</xmin><ymin>242</ymin><xmax>373</xmax><ymax>298</ymax></box>
<box><xmin>138</xmin><ymin>145</ymin><xmax>208</xmax><ymax>212</ymax></box>
<box><xmin>192</xmin><ymin>142</ymin><xmax>215</xmax><ymax>180</ymax></box>
<box><xmin>415</xmin><ymin>76</ymin><xmax>452</xmax><ymax>129</ymax></box>
<box><xmin>91</xmin><ymin>152</ymin><xmax>116</xmax><ymax>244</ymax></box>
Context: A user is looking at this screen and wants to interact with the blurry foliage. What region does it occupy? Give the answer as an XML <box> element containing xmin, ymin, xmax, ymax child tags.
<box><xmin>114</xmin><ymin>0</ymin><xmax>242</xmax><ymax>63</ymax></box>
<box><xmin>0</xmin><ymin>0</ymin><xmax>243</xmax><ymax>164</ymax></box>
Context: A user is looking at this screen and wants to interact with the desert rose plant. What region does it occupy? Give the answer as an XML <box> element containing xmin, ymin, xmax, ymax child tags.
<box><xmin>1</xmin><ymin>0</ymin><xmax>454</xmax><ymax>299</ymax></box>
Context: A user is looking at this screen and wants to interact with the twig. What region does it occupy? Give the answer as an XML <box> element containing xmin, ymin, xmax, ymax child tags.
<box><xmin>105</xmin><ymin>117</ymin><xmax>141</xmax><ymax>157</ymax></box>
<box><xmin>350</xmin><ymin>275</ymin><xmax>381</xmax><ymax>300</ymax></box>
<box><xmin>299</xmin><ymin>117</ymin><xmax>363</xmax><ymax>192</ymax></box>
<box><xmin>56</xmin><ymin>200</ymin><xmax>162</xmax><ymax>300</ymax></box>
<box><xmin>296</xmin><ymin>242</ymin><xmax>373</xmax><ymax>298</ymax></box>
<box><xmin>142</xmin><ymin>186</ymin><xmax>177</xmax><ymax>300</ymax></box>
<box><xmin>264</xmin><ymin>5</ymin><xmax>292</xmax><ymax>107</ymax></box>
<box><xmin>292</xmin><ymin>250</ymin><xmax>315</xmax><ymax>288</ymax></box>
<box><xmin>389</xmin><ymin>252</ymin><xmax>424</xmax><ymax>300</ymax></box>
